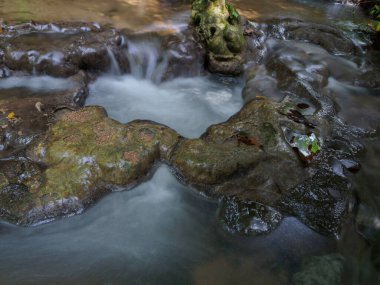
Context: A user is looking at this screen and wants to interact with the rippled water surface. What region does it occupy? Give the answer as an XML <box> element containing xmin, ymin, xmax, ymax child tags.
<box><xmin>1</xmin><ymin>0</ymin><xmax>380</xmax><ymax>284</ymax></box>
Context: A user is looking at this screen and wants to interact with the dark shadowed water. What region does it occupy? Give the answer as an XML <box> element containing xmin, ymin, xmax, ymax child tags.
<box><xmin>0</xmin><ymin>0</ymin><xmax>380</xmax><ymax>284</ymax></box>
<box><xmin>0</xmin><ymin>165</ymin><xmax>335</xmax><ymax>285</ymax></box>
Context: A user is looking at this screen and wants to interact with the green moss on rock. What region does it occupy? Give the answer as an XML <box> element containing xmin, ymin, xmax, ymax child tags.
<box><xmin>1</xmin><ymin>106</ymin><xmax>181</xmax><ymax>225</ymax></box>
<box><xmin>191</xmin><ymin>0</ymin><xmax>245</xmax><ymax>75</ymax></box>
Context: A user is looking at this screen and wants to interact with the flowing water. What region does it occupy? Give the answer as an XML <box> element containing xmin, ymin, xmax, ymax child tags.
<box><xmin>1</xmin><ymin>0</ymin><xmax>380</xmax><ymax>284</ymax></box>
<box><xmin>0</xmin><ymin>165</ymin><xmax>334</xmax><ymax>285</ymax></box>
<box><xmin>87</xmin><ymin>75</ymin><xmax>243</xmax><ymax>138</ymax></box>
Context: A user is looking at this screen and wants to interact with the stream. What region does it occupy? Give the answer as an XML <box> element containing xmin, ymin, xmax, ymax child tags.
<box><xmin>0</xmin><ymin>0</ymin><xmax>380</xmax><ymax>284</ymax></box>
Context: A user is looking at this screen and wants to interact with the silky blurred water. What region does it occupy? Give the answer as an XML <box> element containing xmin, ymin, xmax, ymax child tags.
<box><xmin>0</xmin><ymin>165</ymin><xmax>334</xmax><ymax>285</ymax></box>
<box><xmin>87</xmin><ymin>75</ymin><xmax>243</xmax><ymax>138</ymax></box>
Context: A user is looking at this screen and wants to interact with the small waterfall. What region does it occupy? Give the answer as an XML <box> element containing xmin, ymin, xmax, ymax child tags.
<box><xmin>106</xmin><ymin>46</ymin><xmax>121</xmax><ymax>75</ymax></box>
<box><xmin>27</xmin><ymin>50</ymin><xmax>39</xmax><ymax>76</ymax></box>
<box><xmin>125</xmin><ymin>39</ymin><xmax>168</xmax><ymax>83</ymax></box>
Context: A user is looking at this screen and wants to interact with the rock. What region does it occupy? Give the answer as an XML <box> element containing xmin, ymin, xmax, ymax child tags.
<box><xmin>291</xmin><ymin>254</ymin><xmax>344</xmax><ymax>285</ymax></box>
<box><xmin>280</xmin><ymin>168</ymin><xmax>352</xmax><ymax>236</ymax></box>
<box><xmin>164</xmin><ymin>29</ymin><xmax>207</xmax><ymax>80</ymax></box>
<box><xmin>125</xmin><ymin>28</ymin><xmax>207</xmax><ymax>82</ymax></box>
<box><xmin>218</xmin><ymin>196</ymin><xmax>283</xmax><ymax>235</ymax></box>
<box><xmin>0</xmin><ymin>66</ymin><xmax>11</xmax><ymax>78</ymax></box>
<box><xmin>0</xmin><ymin>71</ymin><xmax>88</xmax><ymax>157</ymax></box>
<box><xmin>207</xmin><ymin>53</ymin><xmax>244</xmax><ymax>75</ymax></box>
<box><xmin>191</xmin><ymin>0</ymin><xmax>246</xmax><ymax>75</ymax></box>
<box><xmin>263</xmin><ymin>19</ymin><xmax>359</xmax><ymax>55</ymax></box>
<box><xmin>354</xmin><ymin>69</ymin><xmax>380</xmax><ymax>88</ymax></box>
<box><xmin>169</xmin><ymin>95</ymin><xmax>358</xmax><ymax>235</ymax></box>
<box><xmin>0</xmin><ymin>106</ymin><xmax>181</xmax><ymax>225</ymax></box>
<box><xmin>0</xmin><ymin>22</ymin><xmax>129</xmax><ymax>77</ymax></box>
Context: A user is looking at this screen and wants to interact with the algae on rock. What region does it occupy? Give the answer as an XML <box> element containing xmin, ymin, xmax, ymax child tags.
<box><xmin>0</xmin><ymin>106</ymin><xmax>181</xmax><ymax>225</ymax></box>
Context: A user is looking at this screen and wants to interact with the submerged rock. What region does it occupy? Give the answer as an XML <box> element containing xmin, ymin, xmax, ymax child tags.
<box><xmin>264</xmin><ymin>19</ymin><xmax>359</xmax><ymax>55</ymax></box>
<box><xmin>291</xmin><ymin>254</ymin><xmax>344</xmax><ymax>285</ymax></box>
<box><xmin>218</xmin><ymin>196</ymin><xmax>283</xmax><ymax>235</ymax></box>
<box><xmin>191</xmin><ymin>0</ymin><xmax>245</xmax><ymax>75</ymax></box>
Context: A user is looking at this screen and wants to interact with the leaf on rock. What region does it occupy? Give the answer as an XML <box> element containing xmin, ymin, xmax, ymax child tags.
<box><xmin>236</xmin><ymin>134</ymin><xmax>262</xmax><ymax>148</ymax></box>
<box><xmin>278</xmin><ymin>101</ymin><xmax>317</xmax><ymax>127</ymax></box>
<box><xmin>6</xmin><ymin>112</ymin><xmax>15</xmax><ymax>120</ymax></box>
<box><xmin>290</xmin><ymin>133</ymin><xmax>320</xmax><ymax>163</ymax></box>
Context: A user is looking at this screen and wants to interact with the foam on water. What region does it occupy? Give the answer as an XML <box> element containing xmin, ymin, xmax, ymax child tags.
<box><xmin>86</xmin><ymin>75</ymin><xmax>243</xmax><ymax>138</ymax></box>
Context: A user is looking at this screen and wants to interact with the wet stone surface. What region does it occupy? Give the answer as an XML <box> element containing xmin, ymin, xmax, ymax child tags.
<box><xmin>218</xmin><ymin>196</ymin><xmax>283</xmax><ymax>236</ymax></box>
<box><xmin>0</xmin><ymin>71</ymin><xmax>88</xmax><ymax>157</ymax></box>
<box><xmin>0</xmin><ymin>22</ymin><xmax>129</xmax><ymax>77</ymax></box>
<box><xmin>291</xmin><ymin>254</ymin><xmax>345</xmax><ymax>285</ymax></box>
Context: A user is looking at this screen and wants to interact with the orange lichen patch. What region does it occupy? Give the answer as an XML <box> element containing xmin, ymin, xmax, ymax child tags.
<box><xmin>123</xmin><ymin>151</ymin><xmax>140</xmax><ymax>165</ymax></box>
<box><xmin>93</xmin><ymin>123</ymin><xmax>115</xmax><ymax>145</ymax></box>
<box><xmin>139</xmin><ymin>129</ymin><xmax>155</xmax><ymax>143</ymax></box>
<box><xmin>61</xmin><ymin>109</ymin><xmax>94</xmax><ymax>123</ymax></box>
<box><xmin>63</xmin><ymin>134</ymin><xmax>82</xmax><ymax>144</ymax></box>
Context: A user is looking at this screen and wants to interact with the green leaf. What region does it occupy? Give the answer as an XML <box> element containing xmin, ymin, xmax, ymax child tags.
<box><xmin>226</xmin><ymin>2</ymin><xmax>239</xmax><ymax>24</ymax></box>
<box><xmin>290</xmin><ymin>133</ymin><xmax>320</xmax><ymax>162</ymax></box>
<box><xmin>376</xmin><ymin>21</ymin><xmax>380</xmax><ymax>31</ymax></box>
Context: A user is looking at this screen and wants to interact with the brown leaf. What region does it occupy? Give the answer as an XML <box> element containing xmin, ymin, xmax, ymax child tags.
<box><xmin>237</xmin><ymin>134</ymin><xmax>262</xmax><ymax>148</ymax></box>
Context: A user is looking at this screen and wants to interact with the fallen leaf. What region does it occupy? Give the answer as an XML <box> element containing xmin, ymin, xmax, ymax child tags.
<box><xmin>237</xmin><ymin>134</ymin><xmax>262</xmax><ymax>148</ymax></box>
<box><xmin>290</xmin><ymin>132</ymin><xmax>320</xmax><ymax>163</ymax></box>
<box><xmin>35</xmin><ymin>102</ymin><xmax>43</xmax><ymax>112</ymax></box>
<box><xmin>6</xmin><ymin>112</ymin><xmax>15</xmax><ymax>120</ymax></box>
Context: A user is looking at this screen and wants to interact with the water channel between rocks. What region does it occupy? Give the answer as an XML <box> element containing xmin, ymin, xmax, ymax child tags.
<box><xmin>0</xmin><ymin>0</ymin><xmax>380</xmax><ymax>285</ymax></box>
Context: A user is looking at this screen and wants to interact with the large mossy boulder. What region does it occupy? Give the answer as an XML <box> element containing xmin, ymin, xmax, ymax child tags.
<box><xmin>169</xmin><ymin>96</ymin><xmax>357</xmax><ymax>236</ymax></box>
<box><xmin>0</xmin><ymin>106</ymin><xmax>181</xmax><ymax>225</ymax></box>
<box><xmin>191</xmin><ymin>0</ymin><xmax>245</xmax><ymax>75</ymax></box>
